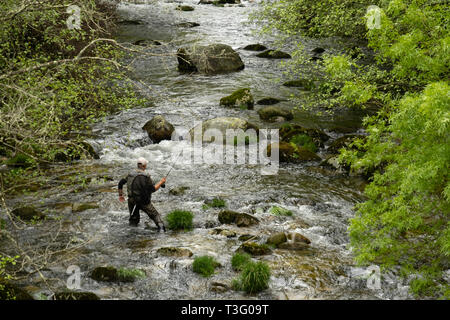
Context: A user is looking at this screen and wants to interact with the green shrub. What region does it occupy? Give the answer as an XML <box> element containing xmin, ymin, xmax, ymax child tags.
<box><xmin>203</xmin><ymin>198</ymin><xmax>226</xmax><ymax>210</ymax></box>
<box><xmin>289</xmin><ymin>134</ymin><xmax>317</xmax><ymax>153</ymax></box>
<box><xmin>117</xmin><ymin>268</ymin><xmax>146</xmax><ymax>282</ymax></box>
<box><xmin>192</xmin><ymin>256</ymin><xmax>220</xmax><ymax>277</ymax></box>
<box><xmin>231</xmin><ymin>253</ymin><xmax>251</xmax><ymax>271</ymax></box>
<box><xmin>236</xmin><ymin>261</ymin><xmax>271</xmax><ymax>294</ymax></box>
<box><xmin>269</xmin><ymin>206</ymin><xmax>293</xmax><ymax>216</ymax></box>
<box><xmin>166</xmin><ymin>210</ymin><xmax>194</xmax><ymax>231</ymax></box>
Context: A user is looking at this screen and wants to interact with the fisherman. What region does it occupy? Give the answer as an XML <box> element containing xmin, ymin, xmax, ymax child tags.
<box><xmin>118</xmin><ymin>157</ymin><xmax>167</xmax><ymax>231</ymax></box>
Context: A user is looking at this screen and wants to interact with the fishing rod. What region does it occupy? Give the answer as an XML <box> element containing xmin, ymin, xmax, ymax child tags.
<box><xmin>161</xmin><ymin>149</ymin><xmax>183</xmax><ymax>188</ymax></box>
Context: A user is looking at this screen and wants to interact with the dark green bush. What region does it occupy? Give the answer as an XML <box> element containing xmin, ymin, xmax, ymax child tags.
<box><xmin>238</xmin><ymin>261</ymin><xmax>271</xmax><ymax>294</ymax></box>
<box><xmin>166</xmin><ymin>210</ymin><xmax>194</xmax><ymax>231</ymax></box>
<box><xmin>192</xmin><ymin>256</ymin><xmax>220</xmax><ymax>277</ymax></box>
<box><xmin>203</xmin><ymin>198</ymin><xmax>226</xmax><ymax>210</ymax></box>
<box><xmin>290</xmin><ymin>134</ymin><xmax>317</xmax><ymax>153</ymax></box>
<box><xmin>231</xmin><ymin>253</ymin><xmax>251</xmax><ymax>271</ymax></box>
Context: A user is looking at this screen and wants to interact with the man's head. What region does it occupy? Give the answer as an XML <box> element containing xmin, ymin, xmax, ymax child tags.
<box><xmin>137</xmin><ymin>157</ymin><xmax>148</xmax><ymax>170</ymax></box>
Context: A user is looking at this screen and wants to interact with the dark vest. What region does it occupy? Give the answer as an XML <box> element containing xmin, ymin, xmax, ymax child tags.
<box><xmin>126</xmin><ymin>170</ymin><xmax>151</xmax><ymax>198</ymax></box>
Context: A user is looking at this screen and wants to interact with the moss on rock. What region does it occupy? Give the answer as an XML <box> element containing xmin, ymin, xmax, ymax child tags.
<box><xmin>237</xmin><ymin>242</ymin><xmax>272</xmax><ymax>256</ymax></box>
<box><xmin>258</xmin><ymin>106</ymin><xmax>293</xmax><ymax>122</ymax></box>
<box><xmin>157</xmin><ymin>247</ymin><xmax>193</xmax><ymax>258</ymax></box>
<box><xmin>243</xmin><ymin>44</ymin><xmax>267</xmax><ymax>51</ymax></box>
<box><xmin>220</xmin><ymin>88</ymin><xmax>254</xmax><ymax>109</ymax></box>
<box><xmin>256</xmin><ymin>50</ymin><xmax>291</xmax><ymax>59</ymax></box>
<box><xmin>267</xmin><ymin>142</ymin><xmax>321</xmax><ymax>162</ymax></box>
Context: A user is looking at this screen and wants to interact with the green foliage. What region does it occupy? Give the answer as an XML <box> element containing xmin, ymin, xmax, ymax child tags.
<box><xmin>255</xmin><ymin>0</ymin><xmax>450</xmax><ymax>298</ymax></box>
<box><xmin>166</xmin><ymin>210</ymin><xmax>194</xmax><ymax>231</ymax></box>
<box><xmin>231</xmin><ymin>253</ymin><xmax>252</xmax><ymax>271</ymax></box>
<box><xmin>192</xmin><ymin>256</ymin><xmax>220</xmax><ymax>277</ymax></box>
<box><xmin>289</xmin><ymin>134</ymin><xmax>317</xmax><ymax>153</ymax></box>
<box><xmin>203</xmin><ymin>198</ymin><xmax>226</xmax><ymax>210</ymax></box>
<box><xmin>269</xmin><ymin>206</ymin><xmax>293</xmax><ymax>217</ymax></box>
<box><xmin>0</xmin><ymin>255</ymin><xmax>19</xmax><ymax>300</ymax></box>
<box><xmin>233</xmin><ymin>261</ymin><xmax>271</xmax><ymax>294</ymax></box>
<box><xmin>117</xmin><ymin>268</ymin><xmax>146</xmax><ymax>282</ymax></box>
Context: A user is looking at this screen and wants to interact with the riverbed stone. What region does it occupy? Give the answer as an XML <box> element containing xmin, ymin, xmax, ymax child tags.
<box><xmin>0</xmin><ymin>279</ymin><xmax>34</xmax><ymax>300</ymax></box>
<box><xmin>279</xmin><ymin>124</ymin><xmax>330</xmax><ymax>147</ymax></box>
<box><xmin>189</xmin><ymin>117</ymin><xmax>259</xmax><ymax>143</ymax></box>
<box><xmin>91</xmin><ymin>266</ymin><xmax>119</xmax><ymax>282</ymax></box>
<box><xmin>256</xmin><ymin>50</ymin><xmax>291</xmax><ymax>59</ymax></box>
<box><xmin>142</xmin><ymin>115</ymin><xmax>175</xmax><ymax>143</ymax></box>
<box><xmin>53</xmin><ymin>291</ymin><xmax>100</xmax><ymax>300</ymax></box>
<box><xmin>72</xmin><ymin>202</ymin><xmax>99</xmax><ymax>213</ymax></box>
<box><xmin>282</xmin><ymin>79</ymin><xmax>315</xmax><ymax>90</ymax></box>
<box><xmin>267</xmin><ymin>142</ymin><xmax>321</xmax><ymax>162</ymax></box>
<box><xmin>218</xmin><ymin>210</ymin><xmax>259</xmax><ymax>227</ymax></box>
<box><xmin>210</xmin><ymin>281</ymin><xmax>230</xmax><ymax>293</ymax></box>
<box><xmin>176</xmin><ymin>5</ymin><xmax>195</xmax><ymax>11</ymax></box>
<box><xmin>266</xmin><ymin>232</ymin><xmax>287</xmax><ymax>246</ymax></box>
<box><xmin>157</xmin><ymin>247</ymin><xmax>193</xmax><ymax>258</ymax></box>
<box><xmin>287</xmin><ymin>232</ymin><xmax>311</xmax><ymax>244</ymax></box>
<box><xmin>177</xmin><ymin>22</ymin><xmax>200</xmax><ymax>28</ymax></box>
<box><xmin>133</xmin><ymin>39</ymin><xmax>162</xmax><ymax>46</ymax></box>
<box><xmin>238</xmin><ymin>234</ymin><xmax>259</xmax><ymax>242</ymax></box>
<box><xmin>278</xmin><ymin>242</ymin><xmax>309</xmax><ymax>250</ymax></box>
<box><xmin>256</xmin><ymin>97</ymin><xmax>282</xmax><ymax>105</ymax></box>
<box><xmin>220</xmin><ymin>88</ymin><xmax>254</xmax><ymax>109</ymax></box>
<box><xmin>257</xmin><ymin>106</ymin><xmax>293</xmax><ymax>122</ymax></box>
<box><xmin>11</xmin><ymin>206</ymin><xmax>45</xmax><ymax>221</ymax></box>
<box><xmin>169</xmin><ymin>186</ymin><xmax>190</xmax><ymax>196</ymax></box>
<box><xmin>243</xmin><ymin>44</ymin><xmax>267</xmax><ymax>51</ymax></box>
<box><xmin>177</xmin><ymin>44</ymin><xmax>244</xmax><ymax>74</ymax></box>
<box><xmin>237</xmin><ymin>242</ymin><xmax>272</xmax><ymax>256</ymax></box>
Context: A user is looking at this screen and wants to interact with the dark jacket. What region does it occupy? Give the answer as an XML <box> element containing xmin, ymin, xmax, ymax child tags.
<box><xmin>118</xmin><ymin>170</ymin><xmax>156</xmax><ymax>205</ymax></box>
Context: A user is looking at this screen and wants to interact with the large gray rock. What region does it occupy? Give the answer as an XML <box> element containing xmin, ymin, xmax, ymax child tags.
<box><xmin>257</xmin><ymin>106</ymin><xmax>293</xmax><ymax>122</ymax></box>
<box><xmin>142</xmin><ymin>115</ymin><xmax>175</xmax><ymax>143</ymax></box>
<box><xmin>189</xmin><ymin>117</ymin><xmax>259</xmax><ymax>143</ymax></box>
<box><xmin>177</xmin><ymin>44</ymin><xmax>244</xmax><ymax>74</ymax></box>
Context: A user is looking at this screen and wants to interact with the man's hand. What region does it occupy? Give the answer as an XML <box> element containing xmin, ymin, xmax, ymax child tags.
<box><xmin>119</xmin><ymin>195</ymin><xmax>125</xmax><ymax>203</ymax></box>
<box><xmin>161</xmin><ymin>177</ymin><xmax>167</xmax><ymax>184</ymax></box>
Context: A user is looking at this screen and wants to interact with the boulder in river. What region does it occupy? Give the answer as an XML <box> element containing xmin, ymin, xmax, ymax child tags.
<box><xmin>257</xmin><ymin>106</ymin><xmax>293</xmax><ymax>122</ymax></box>
<box><xmin>133</xmin><ymin>39</ymin><xmax>162</xmax><ymax>46</ymax></box>
<box><xmin>189</xmin><ymin>117</ymin><xmax>259</xmax><ymax>143</ymax></box>
<box><xmin>177</xmin><ymin>22</ymin><xmax>200</xmax><ymax>28</ymax></box>
<box><xmin>218</xmin><ymin>210</ymin><xmax>259</xmax><ymax>227</ymax></box>
<box><xmin>72</xmin><ymin>202</ymin><xmax>99</xmax><ymax>213</ymax></box>
<box><xmin>91</xmin><ymin>266</ymin><xmax>119</xmax><ymax>282</ymax></box>
<box><xmin>142</xmin><ymin>115</ymin><xmax>175</xmax><ymax>143</ymax></box>
<box><xmin>278</xmin><ymin>242</ymin><xmax>309</xmax><ymax>250</ymax></box>
<box><xmin>256</xmin><ymin>50</ymin><xmax>291</xmax><ymax>59</ymax></box>
<box><xmin>266</xmin><ymin>232</ymin><xmax>287</xmax><ymax>246</ymax></box>
<box><xmin>157</xmin><ymin>247</ymin><xmax>193</xmax><ymax>258</ymax></box>
<box><xmin>256</xmin><ymin>97</ymin><xmax>282</xmax><ymax>105</ymax></box>
<box><xmin>220</xmin><ymin>88</ymin><xmax>254</xmax><ymax>109</ymax></box>
<box><xmin>287</xmin><ymin>232</ymin><xmax>311</xmax><ymax>244</ymax></box>
<box><xmin>267</xmin><ymin>142</ymin><xmax>321</xmax><ymax>162</ymax></box>
<box><xmin>311</xmin><ymin>47</ymin><xmax>325</xmax><ymax>54</ymax></box>
<box><xmin>11</xmin><ymin>206</ymin><xmax>45</xmax><ymax>221</ymax></box>
<box><xmin>243</xmin><ymin>44</ymin><xmax>267</xmax><ymax>51</ymax></box>
<box><xmin>279</xmin><ymin>123</ymin><xmax>330</xmax><ymax>148</ymax></box>
<box><xmin>177</xmin><ymin>44</ymin><xmax>244</xmax><ymax>74</ymax></box>
<box><xmin>169</xmin><ymin>186</ymin><xmax>190</xmax><ymax>196</ymax></box>
<box><xmin>176</xmin><ymin>5</ymin><xmax>195</xmax><ymax>11</ymax></box>
<box><xmin>237</xmin><ymin>242</ymin><xmax>272</xmax><ymax>256</ymax></box>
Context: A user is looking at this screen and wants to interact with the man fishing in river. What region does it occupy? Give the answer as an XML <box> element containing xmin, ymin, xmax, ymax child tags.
<box><xmin>118</xmin><ymin>157</ymin><xmax>167</xmax><ymax>231</ymax></box>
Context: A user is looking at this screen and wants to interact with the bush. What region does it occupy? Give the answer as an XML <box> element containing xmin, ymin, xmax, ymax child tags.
<box><xmin>235</xmin><ymin>261</ymin><xmax>271</xmax><ymax>294</ymax></box>
<box><xmin>166</xmin><ymin>210</ymin><xmax>194</xmax><ymax>231</ymax></box>
<box><xmin>192</xmin><ymin>256</ymin><xmax>220</xmax><ymax>277</ymax></box>
<box><xmin>203</xmin><ymin>198</ymin><xmax>226</xmax><ymax>210</ymax></box>
<box><xmin>231</xmin><ymin>253</ymin><xmax>251</xmax><ymax>271</ymax></box>
<box><xmin>117</xmin><ymin>268</ymin><xmax>146</xmax><ymax>282</ymax></box>
<box><xmin>290</xmin><ymin>134</ymin><xmax>317</xmax><ymax>153</ymax></box>
<box><xmin>269</xmin><ymin>206</ymin><xmax>293</xmax><ymax>216</ymax></box>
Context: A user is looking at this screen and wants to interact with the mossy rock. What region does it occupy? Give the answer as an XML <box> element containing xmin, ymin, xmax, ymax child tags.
<box><xmin>142</xmin><ymin>115</ymin><xmax>175</xmax><ymax>144</ymax></box>
<box><xmin>266</xmin><ymin>232</ymin><xmax>287</xmax><ymax>246</ymax></box>
<box><xmin>169</xmin><ymin>186</ymin><xmax>190</xmax><ymax>196</ymax></box>
<box><xmin>0</xmin><ymin>279</ymin><xmax>34</xmax><ymax>300</ymax></box>
<box><xmin>257</xmin><ymin>106</ymin><xmax>293</xmax><ymax>122</ymax></box>
<box><xmin>269</xmin><ymin>206</ymin><xmax>293</xmax><ymax>216</ymax></box>
<box><xmin>218</xmin><ymin>210</ymin><xmax>259</xmax><ymax>227</ymax></box>
<box><xmin>72</xmin><ymin>202</ymin><xmax>99</xmax><ymax>213</ymax></box>
<box><xmin>157</xmin><ymin>247</ymin><xmax>193</xmax><ymax>258</ymax></box>
<box><xmin>279</xmin><ymin>124</ymin><xmax>330</xmax><ymax>147</ymax></box>
<box><xmin>177</xmin><ymin>22</ymin><xmax>200</xmax><ymax>28</ymax></box>
<box><xmin>267</xmin><ymin>142</ymin><xmax>321</xmax><ymax>162</ymax></box>
<box><xmin>256</xmin><ymin>50</ymin><xmax>291</xmax><ymax>59</ymax></box>
<box><xmin>91</xmin><ymin>266</ymin><xmax>119</xmax><ymax>282</ymax></box>
<box><xmin>282</xmin><ymin>79</ymin><xmax>315</xmax><ymax>90</ymax></box>
<box><xmin>256</xmin><ymin>97</ymin><xmax>282</xmax><ymax>105</ymax></box>
<box><xmin>220</xmin><ymin>88</ymin><xmax>254</xmax><ymax>110</ymax></box>
<box><xmin>237</xmin><ymin>242</ymin><xmax>272</xmax><ymax>256</ymax></box>
<box><xmin>243</xmin><ymin>44</ymin><xmax>267</xmax><ymax>51</ymax></box>
<box><xmin>277</xmin><ymin>242</ymin><xmax>309</xmax><ymax>250</ymax></box>
<box><xmin>11</xmin><ymin>206</ymin><xmax>45</xmax><ymax>221</ymax></box>
<box><xmin>176</xmin><ymin>5</ymin><xmax>194</xmax><ymax>11</ymax></box>
<box><xmin>209</xmin><ymin>228</ymin><xmax>236</xmax><ymax>238</ymax></box>
<box><xmin>53</xmin><ymin>291</ymin><xmax>100</xmax><ymax>300</ymax></box>
<box><xmin>238</xmin><ymin>234</ymin><xmax>259</xmax><ymax>242</ymax></box>
<box><xmin>287</xmin><ymin>232</ymin><xmax>311</xmax><ymax>244</ymax></box>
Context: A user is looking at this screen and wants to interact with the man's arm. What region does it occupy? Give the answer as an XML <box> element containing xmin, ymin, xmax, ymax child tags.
<box><xmin>118</xmin><ymin>178</ymin><xmax>127</xmax><ymax>202</ymax></box>
<box><xmin>149</xmin><ymin>176</ymin><xmax>166</xmax><ymax>192</ymax></box>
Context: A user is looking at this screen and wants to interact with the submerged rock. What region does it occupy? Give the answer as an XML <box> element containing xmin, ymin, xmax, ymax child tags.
<box><xmin>220</xmin><ymin>88</ymin><xmax>254</xmax><ymax>109</ymax></box>
<box><xmin>287</xmin><ymin>232</ymin><xmax>311</xmax><ymax>244</ymax></box>
<box><xmin>238</xmin><ymin>234</ymin><xmax>259</xmax><ymax>242</ymax></box>
<box><xmin>257</xmin><ymin>106</ymin><xmax>293</xmax><ymax>122</ymax></box>
<box><xmin>256</xmin><ymin>50</ymin><xmax>291</xmax><ymax>59</ymax></box>
<box><xmin>277</xmin><ymin>242</ymin><xmax>309</xmax><ymax>250</ymax></box>
<box><xmin>169</xmin><ymin>186</ymin><xmax>190</xmax><ymax>196</ymax></box>
<box><xmin>157</xmin><ymin>247</ymin><xmax>193</xmax><ymax>258</ymax></box>
<box><xmin>176</xmin><ymin>5</ymin><xmax>195</xmax><ymax>11</ymax></box>
<box><xmin>189</xmin><ymin>117</ymin><xmax>259</xmax><ymax>143</ymax></box>
<box><xmin>237</xmin><ymin>242</ymin><xmax>271</xmax><ymax>256</ymax></box>
<box><xmin>266</xmin><ymin>232</ymin><xmax>287</xmax><ymax>246</ymax></box>
<box><xmin>279</xmin><ymin>124</ymin><xmax>330</xmax><ymax>147</ymax></box>
<box><xmin>218</xmin><ymin>210</ymin><xmax>259</xmax><ymax>227</ymax></box>
<box><xmin>177</xmin><ymin>44</ymin><xmax>244</xmax><ymax>74</ymax></box>
<box><xmin>91</xmin><ymin>266</ymin><xmax>119</xmax><ymax>282</ymax></box>
<box><xmin>282</xmin><ymin>79</ymin><xmax>315</xmax><ymax>90</ymax></box>
<box><xmin>267</xmin><ymin>142</ymin><xmax>321</xmax><ymax>162</ymax></box>
<box><xmin>11</xmin><ymin>206</ymin><xmax>45</xmax><ymax>221</ymax></box>
<box><xmin>256</xmin><ymin>97</ymin><xmax>282</xmax><ymax>105</ymax></box>
<box><xmin>133</xmin><ymin>39</ymin><xmax>162</xmax><ymax>46</ymax></box>
<box><xmin>177</xmin><ymin>22</ymin><xmax>200</xmax><ymax>28</ymax></box>
<box><xmin>142</xmin><ymin>115</ymin><xmax>175</xmax><ymax>143</ymax></box>
<box><xmin>243</xmin><ymin>44</ymin><xmax>267</xmax><ymax>51</ymax></box>
<box><xmin>53</xmin><ymin>291</ymin><xmax>100</xmax><ymax>300</ymax></box>
<box><xmin>72</xmin><ymin>202</ymin><xmax>99</xmax><ymax>213</ymax></box>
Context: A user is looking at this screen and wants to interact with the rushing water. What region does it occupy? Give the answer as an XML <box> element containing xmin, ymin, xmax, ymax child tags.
<box><xmin>2</xmin><ymin>0</ymin><xmax>411</xmax><ymax>300</ymax></box>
